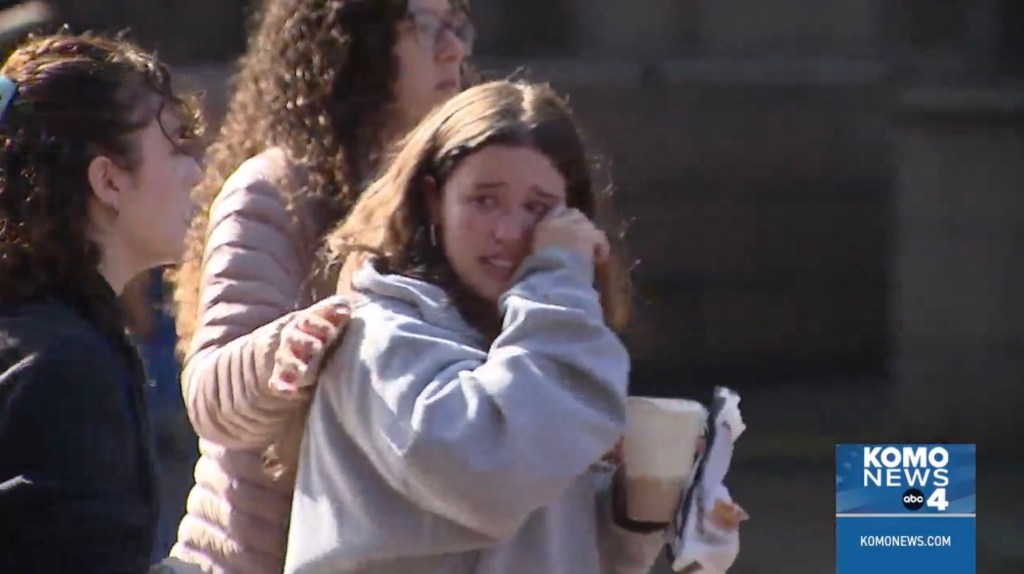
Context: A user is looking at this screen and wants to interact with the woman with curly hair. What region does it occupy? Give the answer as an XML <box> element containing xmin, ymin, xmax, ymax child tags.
<box><xmin>0</xmin><ymin>32</ymin><xmax>203</xmax><ymax>573</ymax></box>
<box><xmin>166</xmin><ymin>0</ymin><xmax>474</xmax><ymax>572</ymax></box>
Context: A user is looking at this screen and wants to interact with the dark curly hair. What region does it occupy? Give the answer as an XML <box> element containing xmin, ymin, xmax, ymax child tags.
<box><xmin>0</xmin><ymin>31</ymin><xmax>202</xmax><ymax>342</ymax></box>
<box><xmin>171</xmin><ymin>0</ymin><xmax>472</xmax><ymax>356</ymax></box>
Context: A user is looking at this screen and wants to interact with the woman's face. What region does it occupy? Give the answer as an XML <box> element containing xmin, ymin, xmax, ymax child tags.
<box><xmin>113</xmin><ymin>105</ymin><xmax>203</xmax><ymax>270</ymax></box>
<box><xmin>392</xmin><ymin>0</ymin><xmax>472</xmax><ymax>126</ymax></box>
<box><xmin>429</xmin><ymin>145</ymin><xmax>567</xmax><ymax>303</ymax></box>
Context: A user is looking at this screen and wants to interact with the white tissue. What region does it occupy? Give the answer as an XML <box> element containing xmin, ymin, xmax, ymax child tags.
<box><xmin>668</xmin><ymin>387</ymin><xmax>746</xmax><ymax>574</ymax></box>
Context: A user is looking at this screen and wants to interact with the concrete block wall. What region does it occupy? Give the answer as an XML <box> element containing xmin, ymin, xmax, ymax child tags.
<box><xmin>44</xmin><ymin>0</ymin><xmax>250</xmax><ymax>64</ymax></box>
<box><xmin>696</xmin><ymin>0</ymin><xmax>879</xmax><ymax>56</ymax></box>
<box><xmin>542</xmin><ymin>72</ymin><xmax>893</xmax><ymax>393</ymax></box>
<box><xmin>888</xmin><ymin>89</ymin><xmax>1024</xmax><ymax>449</ymax></box>
<box><xmin>476</xmin><ymin>0</ymin><xmax>886</xmax><ymax>58</ymax></box>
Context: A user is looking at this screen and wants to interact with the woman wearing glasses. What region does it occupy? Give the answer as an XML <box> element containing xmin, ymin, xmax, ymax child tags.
<box><xmin>166</xmin><ymin>1</ymin><xmax>475</xmax><ymax>572</ymax></box>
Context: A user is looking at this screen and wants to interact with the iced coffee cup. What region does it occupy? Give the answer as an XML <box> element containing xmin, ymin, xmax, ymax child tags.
<box><xmin>622</xmin><ymin>396</ymin><xmax>707</xmax><ymax>523</ymax></box>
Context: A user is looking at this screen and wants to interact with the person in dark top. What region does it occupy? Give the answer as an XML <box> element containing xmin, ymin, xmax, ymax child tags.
<box><xmin>0</xmin><ymin>31</ymin><xmax>204</xmax><ymax>573</ymax></box>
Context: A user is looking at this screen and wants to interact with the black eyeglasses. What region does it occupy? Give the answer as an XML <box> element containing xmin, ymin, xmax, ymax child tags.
<box><xmin>406</xmin><ymin>9</ymin><xmax>475</xmax><ymax>55</ymax></box>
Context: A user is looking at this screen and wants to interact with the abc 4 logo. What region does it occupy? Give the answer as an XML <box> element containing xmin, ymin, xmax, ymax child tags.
<box><xmin>902</xmin><ymin>488</ymin><xmax>926</xmax><ymax>511</ymax></box>
<box><xmin>902</xmin><ymin>487</ymin><xmax>949</xmax><ymax>511</ymax></box>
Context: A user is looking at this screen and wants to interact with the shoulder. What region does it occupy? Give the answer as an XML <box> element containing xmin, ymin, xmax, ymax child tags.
<box><xmin>344</xmin><ymin>289</ymin><xmax>485</xmax><ymax>371</ymax></box>
<box><xmin>321</xmin><ymin>292</ymin><xmax>485</xmax><ymax>401</ymax></box>
<box><xmin>348</xmin><ymin>293</ymin><xmax>428</xmax><ymax>346</ymax></box>
<box><xmin>0</xmin><ymin>302</ymin><xmax>118</xmax><ymax>362</ymax></box>
<box><xmin>0</xmin><ymin>306</ymin><xmax>145</xmax><ymax>495</ymax></box>
<box><xmin>212</xmin><ymin>148</ymin><xmax>301</xmax><ymax>219</ymax></box>
<box><xmin>349</xmin><ymin>262</ymin><xmax>480</xmax><ymax>336</ymax></box>
<box><xmin>204</xmin><ymin>148</ymin><xmax>320</xmax><ymax>257</ymax></box>
<box><xmin>0</xmin><ymin>303</ymin><xmax>127</xmax><ymax>396</ymax></box>
<box><xmin>212</xmin><ymin>146</ymin><xmax>325</xmax><ymax>223</ymax></box>
<box><xmin>223</xmin><ymin>147</ymin><xmax>307</xmax><ymax>197</ymax></box>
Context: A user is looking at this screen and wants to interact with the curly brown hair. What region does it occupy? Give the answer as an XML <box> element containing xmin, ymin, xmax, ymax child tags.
<box><xmin>328</xmin><ymin>80</ymin><xmax>632</xmax><ymax>338</ymax></box>
<box><xmin>0</xmin><ymin>31</ymin><xmax>202</xmax><ymax>339</ymax></box>
<box><xmin>171</xmin><ymin>0</ymin><xmax>471</xmax><ymax>357</ymax></box>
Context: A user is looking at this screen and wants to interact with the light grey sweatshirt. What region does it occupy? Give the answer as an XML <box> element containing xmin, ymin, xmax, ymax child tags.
<box><xmin>284</xmin><ymin>248</ymin><xmax>666</xmax><ymax>574</ymax></box>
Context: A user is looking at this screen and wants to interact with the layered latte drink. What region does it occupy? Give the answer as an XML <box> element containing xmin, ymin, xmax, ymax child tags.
<box><xmin>622</xmin><ymin>397</ymin><xmax>708</xmax><ymax>523</ymax></box>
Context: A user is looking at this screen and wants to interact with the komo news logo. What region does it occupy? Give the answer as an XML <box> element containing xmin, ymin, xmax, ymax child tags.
<box><xmin>863</xmin><ymin>446</ymin><xmax>950</xmax><ymax>512</ymax></box>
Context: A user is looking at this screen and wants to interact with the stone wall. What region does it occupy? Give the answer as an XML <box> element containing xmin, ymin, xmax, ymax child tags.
<box><xmin>525</xmin><ymin>63</ymin><xmax>893</xmax><ymax>393</ymax></box>
<box><xmin>888</xmin><ymin>88</ymin><xmax>1024</xmax><ymax>450</ymax></box>
<box><xmin>45</xmin><ymin>0</ymin><xmax>250</xmax><ymax>64</ymax></box>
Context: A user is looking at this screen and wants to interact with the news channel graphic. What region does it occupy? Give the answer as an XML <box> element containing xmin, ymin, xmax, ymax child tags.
<box><xmin>835</xmin><ymin>444</ymin><xmax>976</xmax><ymax>574</ymax></box>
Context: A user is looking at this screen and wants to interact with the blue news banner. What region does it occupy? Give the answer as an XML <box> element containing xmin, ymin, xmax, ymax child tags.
<box><xmin>835</xmin><ymin>444</ymin><xmax>975</xmax><ymax>574</ymax></box>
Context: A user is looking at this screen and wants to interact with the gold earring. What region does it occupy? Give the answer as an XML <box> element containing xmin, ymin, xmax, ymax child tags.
<box><xmin>429</xmin><ymin>224</ymin><xmax>438</xmax><ymax>246</ymax></box>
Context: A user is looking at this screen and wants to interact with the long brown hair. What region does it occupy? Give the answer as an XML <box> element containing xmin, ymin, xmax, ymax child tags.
<box><xmin>327</xmin><ymin>80</ymin><xmax>632</xmax><ymax>335</ymax></box>
<box><xmin>0</xmin><ymin>31</ymin><xmax>202</xmax><ymax>341</ymax></box>
<box><xmin>172</xmin><ymin>0</ymin><xmax>471</xmax><ymax>356</ymax></box>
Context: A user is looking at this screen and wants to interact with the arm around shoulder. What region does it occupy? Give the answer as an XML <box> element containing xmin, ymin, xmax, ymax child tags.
<box><xmin>318</xmin><ymin>249</ymin><xmax>630</xmax><ymax>540</ymax></box>
<box><xmin>181</xmin><ymin>170</ymin><xmax>318</xmax><ymax>449</ymax></box>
